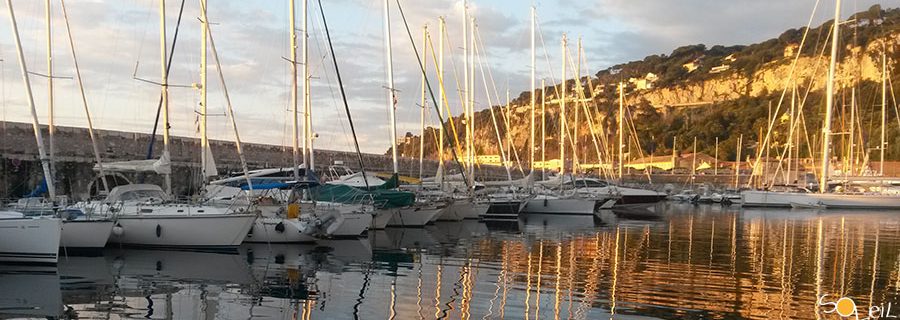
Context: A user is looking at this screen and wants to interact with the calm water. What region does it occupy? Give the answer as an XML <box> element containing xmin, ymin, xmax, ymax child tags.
<box><xmin>3</xmin><ymin>203</ymin><xmax>900</xmax><ymax>319</ymax></box>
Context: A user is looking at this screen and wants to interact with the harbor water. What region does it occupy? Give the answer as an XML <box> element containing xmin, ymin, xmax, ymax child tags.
<box><xmin>2</xmin><ymin>203</ymin><xmax>899</xmax><ymax>319</ymax></box>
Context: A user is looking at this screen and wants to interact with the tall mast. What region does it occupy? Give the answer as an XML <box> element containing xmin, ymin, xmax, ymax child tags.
<box><xmin>303</xmin><ymin>0</ymin><xmax>314</xmax><ymax>172</ymax></box>
<box><xmin>848</xmin><ymin>88</ymin><xmax>856</xmax><ymax>176</ymax></box>
<box><xmin>159</xmin><ymin>0</ymin><xmax>172</xmax><ymax>194</ymax></box>
<box><xmin>60</xmin><ymin>0</ymin><xmax>109</xmax><ymax>193</ymax></box>
<box><xmin>45</xmin><ymin>0</ymin><xmax>55</xmax><ymax>179</ymax></box>
<box><xmin>880</xmin><ymin>46</ymin><xmax>887</xmax><ymax>176</ymax></box>
<box><xmin>574</xmin><ymin>37</ymin><xmax>581</xmax><ymax>176</ymax></box>
<box><xmin>691</xmin><ymin>137</ymin><xmax>697</xmax><ymax>186</ymax></box>
<box><xmin>820</xmin><ymin>0</ymin><xmax>841</xmax><ymax>193</ymax></box>
<box><xmin>468</xmin><ymin>16</ymin><xmax>476</xmax><ymax>185</ymax></box>
<box><xmin>714</xmin><ymin>137</ymin><xmax>719</xmax><ymax>176</ymax></box>
<box><xmin>559</xmin><ymin>34</ymin><xmax>567</xmax><ymax>178</ymax></box>
<box><xmin>199</xmin><ymin>0</ymin><xmax>210</xmax><ymax>183</ymax></box>
<box><xmin>463</xmin><ymin>1</ymin><xmax>469</xmax><ymax>181</ymax></box>
<box><xmin>618</xmin><ymin>82</ymin><xmax>625</xmax><ymax>182</ymax></box>
<box><xmin>437</xmin><ymin>16</ymin><xmax>445</xmax><ymax>183</ymax></box>
<box><xmin>418</xmin><ymin>25</ymin><xmax>428</xmax><ymax>180</ymax></box>
<box><xmin>787</xmin><ymin>83</ymin><xmax>795</xmax><ymax>183</ymax></box>
<box><xmin>735</xmin><ymin>134</ymin><xmax>742</xmax><ymax>189</ymax></box>
<box><xmin>290</xmin><ymin>0</ymin><xmax>300</xmax><ymax>180</ymax></box>
<box><xmin>529</xmin><ymin>6</ymin><xmax>535</xmax><ymax>175</ymax></box>
<box><xmin>7</xmin><ymin>0</ymin><xmax>55</xmax><ymax>199</ymax></box>
<box><xmin>383</xmin><ymin>0</ymin><xmax>398</xmax><ymax>174</ymax></box>
<box><xmin>541</xmin><ymin>79</ymin><xmax>546</xmax><ymax>180</ymax></box>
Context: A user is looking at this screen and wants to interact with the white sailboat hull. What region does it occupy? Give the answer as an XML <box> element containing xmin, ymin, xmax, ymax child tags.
<box><xmin>326</xmin><ymin>212</ymin><xmax>373</xmax><ymax>237</ymax></box>
<box><xmin>438</xmin><ymin>201</ymin><xmax>466</xmax><ymax>221</ymax></box>
<box><xmin>443</xmin><ymin>199</ymin><xmax>487</xmax><ymax>220</ymax></box>
<box><xmin>371</xmin><ymin>208</ymin><xmax>395</xmax><ymax>229</ymax></box>
<box><xmin>522</xmin><ymin>196</ymin><xmax>597</xmax><ymax>215</ymax></box>
<box><xmin>804</xmin><ymin>193</ymin><xmax>900</xmax><ymax>209</ymax></box>
<box><xmin>388</xmin><ymin>206</ymin><xmax>442</xmax><ymax>227</ymax></box>
<box><xmin>244</xmin><ymin>217</ymin><xmax>315</xmax><ymax>243</ymax></box>
<box><xmin>740</xmin><ymin>190</ymin><xmax>811</xmax><ymax>208</ymax></box>
<box><xmin>0</xmin><ymin>216</ymin><xmax>61</xmax><ymax>263</ymax></box>
<box><xmin>60</xmin><ymin>219</ymin><xmax>114</xmax><ymax>249</ymax></box>
<box><xmin>110</xmin><ymin>213</ymin><xmax>256</xmax><ymax>248</ymax></box>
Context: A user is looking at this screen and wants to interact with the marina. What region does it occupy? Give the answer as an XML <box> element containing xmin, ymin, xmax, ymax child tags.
<box><xmin>2</xmin><ymin>205</ymin><xmax>900</xmax><ymax>319</ymax></box>
<box><xmin>2</xmin><ymin>0</ymin><xmax>900</xmax><ymax>318</ymax></box>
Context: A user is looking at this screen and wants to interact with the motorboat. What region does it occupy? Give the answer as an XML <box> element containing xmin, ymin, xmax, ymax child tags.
<box><xmin>573</xmin><ymin>178</ymin><xmax>666</xmax><ymax>207</ymax></box>
<box><xmin>522</xmin><ymin>193</ymin><xmax>599</xmax><ymax>215</ymax></box>
<box><xmin>0</xmin><ymin>211</ymin><xmax>61</xmax><ymax>264</ymax></box>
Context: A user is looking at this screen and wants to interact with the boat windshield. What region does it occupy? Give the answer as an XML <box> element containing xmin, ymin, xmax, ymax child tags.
<box><xmin>117</xmin><ymin>189</ymin><xmax>168</xmax><ymax>202</ymax></box>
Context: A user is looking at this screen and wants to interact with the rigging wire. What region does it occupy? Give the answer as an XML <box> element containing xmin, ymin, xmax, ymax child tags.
<box><xmin>317</xmin><ymin>0</ymin><xmax>369</xmax><ymax>189</ymax></box>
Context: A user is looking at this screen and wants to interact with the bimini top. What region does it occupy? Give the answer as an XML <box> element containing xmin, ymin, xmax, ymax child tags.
<box><xmin>104</xmin><ymin>184</ymin><xmax>170</xmax><ymax>203</ymax></box>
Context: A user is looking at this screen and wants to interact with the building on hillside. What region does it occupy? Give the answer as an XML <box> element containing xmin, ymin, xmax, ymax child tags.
<box><xmin>628</xmin><ymin>72</ymin><xmax>658</xmax><ymax>91</ymax></box>
<box><xmin>710</xmin><ymin>64</ymin><xmax>731</xmax><ymax>74</ymax></box>
<box><xmin>724</xmin><ymin>54</ymin><xmax>737</xmax><ymax>62</ymax></box>
<box><xmin>783</xmin><ymin>43</ymin><xmax>799</xmax><ymax>58</ymax></box>
<box><xmin>476</xmin><ymin>154</ymin><xmax>513</xmax><ymax>167</ymax></box>
<box><xmin>625</xmin><ymin>152</ymin><xmax>721</xmax><ymax>173</ymax></box>
<box><xmin>683</xmin><ymin>60</ymin><xmax>700</xmax><ymax>73</ymax></box>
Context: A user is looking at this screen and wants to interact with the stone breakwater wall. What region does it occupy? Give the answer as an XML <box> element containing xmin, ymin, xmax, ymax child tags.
<box><xmin>0</xmin><ymin>122</ymin><xmax>513</xmax><ymax>199</ymax></box>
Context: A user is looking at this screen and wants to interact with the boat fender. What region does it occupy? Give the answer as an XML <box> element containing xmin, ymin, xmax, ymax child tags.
<box><xmin>544</xmin><ymin>198</ymin><xmax>548</xmax><ymax>206</ymax></box>
<box><xmin>156</xmin><ymin>224</ymin><xmax>162</xmax><ymax>238</ymax></box>
<box><xmin>112</xmin><ymin>224</ymin><xmax>125</xmax><ymax>236</ymax></box>
<box><xmin>275</xmin><ymin>222</ymin><xmax>286</xmax><ymax>233</ymax></box>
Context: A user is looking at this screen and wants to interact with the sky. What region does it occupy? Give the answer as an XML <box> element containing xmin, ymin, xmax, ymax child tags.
<box><xmin>0</xmin><ymin>0</ymin><xmax>889</xmax><ymax>154</ymax></box>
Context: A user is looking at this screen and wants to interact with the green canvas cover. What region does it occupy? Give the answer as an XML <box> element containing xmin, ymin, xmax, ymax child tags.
<box><xmin>314</xmin><ymin>183</ymin><xmax>414</xmax><ymax>209</ymax></box>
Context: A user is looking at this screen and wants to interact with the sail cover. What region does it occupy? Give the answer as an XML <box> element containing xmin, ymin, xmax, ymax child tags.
<box><xmin>96</xmin><ymin>151</ymin><xmax>171</xmax><ymax>175</ymax></box>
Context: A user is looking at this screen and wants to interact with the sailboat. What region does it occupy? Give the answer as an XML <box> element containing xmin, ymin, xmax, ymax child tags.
<box><xmin>378</xmin><ymin>0</ymin><xmax>443</xmax><ymax>227</ymax></box>
<box><xmin>71</xmin><ymin>0</ymin><xmax>256</xmax><ymax>248</ymax></box>
<box><xmin>519</xmin><ymin>14</ymin><xmax>606</xmax><ymax>215</ymax></box>
<box><xmin>1</xmin><ymin>0</ymin><xmax>62</xmax><ymax>264</ymax></box>
<box><xmin>741</xmin><ymin>0</ymin><xmax>900</xmax><ymax>210</ymax></box>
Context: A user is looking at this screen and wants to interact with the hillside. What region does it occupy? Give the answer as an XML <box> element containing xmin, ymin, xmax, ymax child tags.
<box><xmin>392</xmin><ymin>5</ymin><xmax>900</xmax><ymax>168</ymax></box>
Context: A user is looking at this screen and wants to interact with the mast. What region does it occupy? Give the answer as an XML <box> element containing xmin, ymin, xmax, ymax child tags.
<box><xmin>880</xmin><ymin>46</ymin><xmax>887</xmax><ymax>176</ymax></box>
<box><xmin>671</xmin><ymin>136</ymin><xmax>676</xmax><ymax>176</ymax></box>
<box><xmin>159</xmin><ymin>0</ymin><xmax>172</xmax><ymax>194</ymax></box>
<box><xmin>7</xmin><ymin>0</ymin><xmax>56</xmax><ymax>199</ymax></box>
<box><xmin>714</xmin><ymin>137</ymin><xmax>719</xmax><ymax>176</ymax></box>
<box><xmin>199</xmin><ymin>0</ymin><xmax>210</xmax><ymax>182</ymax></box>
<box><xmin>437</xmin><ymin>16</ymin><xmax>445</xmax><ymax>184</ymax></box>
<box><xmin>541</xmin><ymin>79</ymin><xmax>546</xmax><ymax>181</ymax></box>
<box><xmin>618</xmin><ymin>82</ymin><xmax>625</xmax><ymax>182</ymax></box>
<box><xmin>574</xmin><ymin>37</ymin><xmax>581</xmax><ymax>175</ymax></box>
<box><xmin>787</xmin><ymin>83</ymin><xmax>795</xmax><ymax>184</ymax></box>
<box><xmin>463</xmin><ymin>1</ymin><xmax>470</xmax><ymax>185</ymax></box>
<box><xmin>529</xmin><ymin>6</ymin><xmax>535</xmax><ymax>175</ymax></box>
<box><xmin>45</xmin><ymin>0</ymin><xmax>55</xmax><ymax>179</ymax></box>
<box><xmin>691</xmin><ymin>137</ymin><xmax>697</xmax><ymax>187</ymax></box>
<box><xmin>60</xmin><ymin>0</ymin><xmax>109</xmax><ymax>193</ymax></box>
<box><xmin>418</xmin><ymin>25</ymin><xmax>428</xmax><ymax>180</ymax></box>
<box><xmin>468</xmin><ymin>15</ymin><xmax>476</xmax><ymax>186</ymax></box>
<box><xmin>384</xmin><ymin>0</ymin><xmax>398</xmax><ymax>174</ymax></box>
<box><xmin>848</xmin><ymin>88</ymin><xmax>856</xmax><ymax>177</ymax></box>
<box><xmin>303</xmin><ymin>0</ymin><xmax>314</xmax><ymax>173</ymax></box>
<box><xmin>290</xmin><ymin>0</ymin><xmax>300</xmax><ymax>180</ymax></box>
<box><xmin>559</xmin><ymin>34</ymin><xmax>567</xmax><ymax>180</ymax></box>
<box><xmin>735</xmin><ymin>134</ymin><xmax>743</xmax><ymax>189</ymax></box>
<box><xmin>820</xmin><ymin>0</ymin><xmax>841</xmax><ymax>193</ymax></box>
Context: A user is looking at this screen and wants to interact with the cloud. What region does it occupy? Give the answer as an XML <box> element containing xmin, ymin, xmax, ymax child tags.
<box><xmin>0</xmin><ymin>0</ymin><xmax>892</xmax><ymax>156</ymax></box>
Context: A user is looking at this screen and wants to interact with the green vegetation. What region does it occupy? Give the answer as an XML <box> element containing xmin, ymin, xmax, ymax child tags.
<box><xmin>392</xmin><ymin>5</ymin><xmax>900</xmax><ymax>167</ymax></box>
